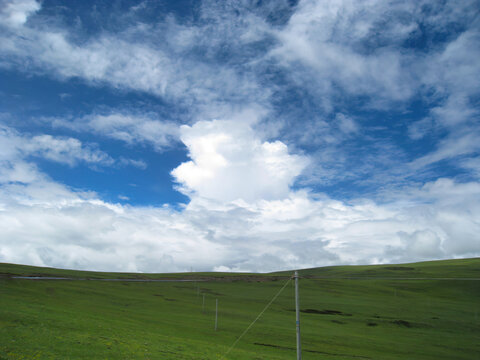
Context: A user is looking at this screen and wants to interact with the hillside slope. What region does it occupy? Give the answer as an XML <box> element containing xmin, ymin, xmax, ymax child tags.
<box><xmin>1</xmin><ymin>258</ymin><xmax>479</xmax><ymax>359</ymax></box>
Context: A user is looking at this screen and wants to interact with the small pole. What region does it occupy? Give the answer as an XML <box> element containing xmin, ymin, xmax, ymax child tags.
<box><xmin>215</xmin><ymin>298</ymin><xmax>218</xmax><ymax>331</ymax></box>
<box><xmin>202</xmin><ymin>293</ymin><xmax>206</xmax><ymax>313</ymax></box>
<box><xmin>295</xmin><ymin>271</ymin><xmax>302</xmax><ymax>360</ymax></box>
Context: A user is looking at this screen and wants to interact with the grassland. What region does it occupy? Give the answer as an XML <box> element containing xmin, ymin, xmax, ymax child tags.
<box><xmin>1</xmin><ymin>258</ymin><xmax>479</xmax><ymax>359</ymax></box>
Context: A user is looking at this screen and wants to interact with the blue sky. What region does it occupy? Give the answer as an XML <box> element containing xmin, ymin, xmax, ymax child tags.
<box><xmin>1</xmin><ymin>0</ymin><xmax>479</xmax><ymax>272</ymax></box>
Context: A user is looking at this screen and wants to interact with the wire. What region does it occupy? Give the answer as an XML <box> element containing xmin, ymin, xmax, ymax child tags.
<box><xmin>219</xmin><ymin>276</ymin><xmax>293</xmax><ymax>359</ymax></box>
<box><xmin>304</xmin><ymin>277</ymin><xmax>480</xmax><ymax>281</ymax></box>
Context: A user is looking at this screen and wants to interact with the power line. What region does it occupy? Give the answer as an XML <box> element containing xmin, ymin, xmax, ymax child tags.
<box><xmin>304</xmin><ymin>277</ymin><xmax>480</xmax><ymax>281</ymax></box>
<box><xmin>220</xmin><ymin>276</ymin><xmax>293</xmax><ymax>359</ymax></box>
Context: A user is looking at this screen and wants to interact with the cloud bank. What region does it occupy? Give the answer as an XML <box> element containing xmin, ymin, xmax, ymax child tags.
<box><xmin>1</xmin><ymin>118</ymin><xmax>480</xmax><ymax>272</ymax></box>
<box><xmin>0</xmin><ymin>0</ymin><xmax>479</xmax><ymax>272</ymax></box>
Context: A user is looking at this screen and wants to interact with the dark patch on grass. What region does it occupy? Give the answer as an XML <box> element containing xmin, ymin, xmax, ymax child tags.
<box><xmin>300</xmin><ymin>309</ymin><xmax>352</xmax><ymax>316</ymax></box>
<box><xmin>372</xmin><ymin>314</ymin><xmax>398</xmax><ymax>320</ymax></box>
<box><xmin>254</xmin><ymin>343</ymin><xmax>371</xmax><ymax>358</ymax></box>
<box><xmin>366</xmin><ymin>322</ymin><xmax>378</xmax><ymax>326</ymax></box>
<box><xmin>199</xmin><ymin>288</ymin><xmax>224</xmax><ymax>296</ymax></box>
<box><xmin>174</xmin><ymin>285</ymin><xmax>191</xmax><ymax>290</ymax></box>
<box><xmin>152</xmin><ymin>293</ymin><xmax>175</xmax><ymax>301</ymax></box>
<box><xmin>253</xmin><ymin>342</ymin><xmax>293</xmax><ymax>351</ymax></box>
<box><xmin>0</xmin><ymin>273</ymin><xmax>15</xmax><ymax>279</ymax></box>
<box><xmin>392</xmin><ymin>319</ymin><xmax>432</xmax><ymax>329</ymax></box>
<box><xmin>157</xmin><ymin>349</ymin><xmax>180</xmax><ymax>355</ymax></box>
<box><xmin>385</xmin><ymin>267</ymin><xmax>415</xmax><ymax>271</ymax></box>
<box><xmin>331</xmin><ymin>319</ymin><xmax>346</xmax><ymax>324</ymax></box>
<box><xmin>393</xmin><ymin>320</ymin><xmax>412</xmax><ymax>327</ymax></box>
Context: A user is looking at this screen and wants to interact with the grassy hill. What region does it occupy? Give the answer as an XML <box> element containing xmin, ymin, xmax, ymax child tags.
<box><xmin>1</xmin><ymin>258</ymin><xmax>479</xmax><ymax>359</ymax></box>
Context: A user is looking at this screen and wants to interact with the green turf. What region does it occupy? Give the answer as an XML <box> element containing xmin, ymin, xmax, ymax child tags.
<box><xmin>1</xmin><ymin>258</ymin><xmax>479</xmax><ymax>359</ymax></box>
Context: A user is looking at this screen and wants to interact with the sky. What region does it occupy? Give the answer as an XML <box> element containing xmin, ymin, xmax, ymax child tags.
<box><xmin>0</xmin><ymin>0</ymin><xmax>479</xmax><ymax>273</ymax></box>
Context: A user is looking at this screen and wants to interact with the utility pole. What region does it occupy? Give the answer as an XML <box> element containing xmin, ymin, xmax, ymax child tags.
<box><xmin>295</xmin><ymin>271</ymin><xmax>302</xmax><ymax>360</ymax></box>
<box><xmin>215</xmin><ymin>298</ymin><xmax>218</xmax><ymax>331</ymax></box>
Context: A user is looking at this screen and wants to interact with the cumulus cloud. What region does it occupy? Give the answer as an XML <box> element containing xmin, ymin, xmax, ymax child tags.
<box><xmin>171</xmin><ymin>119</ymin><xmax>309</xmax><ymax>202</ymax></box>
<box><xmin>2</xmin><ymin>116</ymin><xmax>480</xmax><ymax>272</ymax></box>
<box><xmin>0</xmin><ymin>195</ymin><xmax>230</xmax><ymax>272</ymax></box>
<box><xmin>387</xmin><ymin>230</ymin><xmax>444</xmax><ymax>262</ymax></box>
<box><xmin>1</xmin><ymin>174</ymin><xmax>480</xmax><ymax>272</ymax></box>
<box><xmin>1</xmin><ymin>0</ymin><xmax>480</xmax><ymax>272</ymax></box>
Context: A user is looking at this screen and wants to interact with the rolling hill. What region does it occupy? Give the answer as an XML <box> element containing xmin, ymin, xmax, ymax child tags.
<box><xmin>1</xmin><ymin>258</ymin><xmax>479</xmax><ymax>359</ymax></box>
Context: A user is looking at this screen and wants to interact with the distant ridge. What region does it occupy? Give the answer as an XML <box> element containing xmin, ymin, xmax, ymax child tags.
<box><xmin>2</xmin><ymin>257</ymin><xmax>479</xmax><ymax>280</ymax></box>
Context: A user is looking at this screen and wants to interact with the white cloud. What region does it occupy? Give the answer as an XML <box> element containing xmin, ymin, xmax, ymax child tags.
<box><xmin>0</xmin><ymin>123</ymin><xmax>147</xmax><ymax>173</ymax></box>
<box><xmin>411</xmin><ymin>27</ymin><xmax>480</xmax><ymax>158</ymax></box>
<box><xmin>118</xmin><ymin>158</ymin><xmax>147</xmax><ymax>170</ymax></box>
<box><xmin>409</xmin><ymin>127</ymin><xmax>480</xmax><ymax>170</ymax></box>
<box><xmin>426</xmin><ymin>30</ymin><xmax>480</xmax><ymax>97</ymax></box>
<box><xmin>0</xmin><ymin>124</ymin><xmax>114</xmax><ymax>167</ymax></box>
<box><xmin>0</xmin><ymin>185</ymin><xmax>231</xmax><ymax>272</ymax></box>
<box><xmin>171</xmin><ymin>119</ymin><xmax>309</xmax><ymax>202</ymax></box>
<box><xmin>1</xmin><ymin>0</ymin><xmax>477</xmax><ymax>115</ymax></box>
<box><xmin>429</xmin><ymin>95</ymin><xmax>478</xmax><ymax>128</ymax></box>
<box><xmin>387</xmin><ymin>230</ymin><xmax>444</xmax><ymax>262</ymax></box>
<box><xmin>1</xmin><ymin>118</ymin><xmax>479</xmax><ymax>272</ymax></box>
<box><xmin>0</xmin><ymin>160</ymin><xmax>40</xmax><ymax>184</ymax></box>
<box><xmin>0</xmin><ymin>0</ymin><xmax>265</xmax><ymax>115</ymax></box>
<box><xmin>270</xmin><ymin>0</ymin><xmax>420</xmax><ymax>103</ymax></box>
<box><xmin>266</xmin><ymin>0</ymin><xmax>480</xmax><ymax>126</ymax></box>
<box><xmin>460</xmin><ymin>157</ymin><xmax>480</xmax><ymax>179</ymax></box>
<box><xmin>262</xmin><ymin>0</ymin><xmax>480</xmax><ymax>188</ymax></box>
<box><xmin>0</xmin><ymin>0</ymin><xmax>40</xmax><ymax>28</ymax></box>
<box><xmin>408</xmin><ymin>117</ymin><xmax>434</xmax><ymax>140</ymax></box>
<box><xmin>1</xmin><ymin>0</ymin><xmax>480</xmax><ymax>272</ymax></box>
<box><xmin>52</xmin><ymin>112</ymin><xmax>180</xmax><ymax>151</ymax></box>
<box><xmin>1</xmin><ymin>175</ymin><xmax>480</xmax><ymax>272</ymax></box>
<box><xmin>336</xmin><ymin>113</ymin><xmax>359</xmax><ymax>134</ymax></box>
<box><xmin>26</xmin><ymin>135</ymin><xmax>114</xmax><ymax>166</ymax></box>
<box><xmin>405</xmin><ymin>44</ymin><xmax>479</xmax><ymax>172</ymax></box>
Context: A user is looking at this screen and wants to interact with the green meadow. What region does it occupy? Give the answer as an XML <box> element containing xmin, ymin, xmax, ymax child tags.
<box><xmin>1</xmin><ymin>258</ymin><xmax>479</xmax><ymax>359</ymax></box>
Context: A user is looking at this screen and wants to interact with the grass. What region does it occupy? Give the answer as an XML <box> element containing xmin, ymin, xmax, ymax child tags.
<box><xmin>1</xmin><ymin>258</ymin><xmax>479</xmax><ymax>359</ymax></box>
